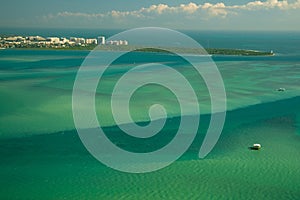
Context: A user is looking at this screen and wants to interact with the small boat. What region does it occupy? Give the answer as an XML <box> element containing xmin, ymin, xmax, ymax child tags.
<box><xmin>250</xmin><ymin>143</ymin><xmax>261</xmax><ymax>150</ymax></box>
<box><xmin>0</xmin><ymin>48</ymin><xmax>6</xmax><ymax>50</ymax></box>
<box><xmin>277</xmin><ymin>88</ymin><xmax>285</xmax><ymax>92</ymax></box>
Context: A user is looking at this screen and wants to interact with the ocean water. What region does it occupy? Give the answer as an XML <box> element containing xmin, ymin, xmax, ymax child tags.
<box><xmin>0</xmin><ymin>30</ymin><xmax>300</xmax><ymax>199</ymax></box>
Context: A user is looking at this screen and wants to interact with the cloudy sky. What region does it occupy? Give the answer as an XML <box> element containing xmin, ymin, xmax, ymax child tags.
<box><xmin>1</xmin><ymin>0</ymin><xmax>300</xmax><ymax>30</ymax></box>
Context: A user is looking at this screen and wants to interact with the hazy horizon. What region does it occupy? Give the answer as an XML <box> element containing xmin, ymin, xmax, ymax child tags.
<box><xmin>1</xmin><ymin>0</ymin><xmax>300</xmax><ymax>31</ymax></box>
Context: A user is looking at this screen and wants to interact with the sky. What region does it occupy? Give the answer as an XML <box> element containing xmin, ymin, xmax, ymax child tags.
<box><xmin>1</xmin><ymin>0</ymin><xmax>300</xmax><ymax>30</ymax></box>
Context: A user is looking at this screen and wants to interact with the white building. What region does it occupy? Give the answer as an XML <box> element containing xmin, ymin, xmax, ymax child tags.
<box><xmin>28</xmin><ymin>36</ymin><xmax>45</xmax><ymax>42</ymax></box>
<box><xmin>60</xmin><ymin>37</ymin><xmax>69</xmax><ymax>44</ymax></box>
<box><xmin>69</xmin><ymin>37</ymin><xmax>85</xmax><ymax>44</ymax></box>
<box><xmin>68</xmin><ymin>41</ymin><xmax>76</xmax><ymax>45</ymax></box>
<box><xmin>47</xmin><ymin>37</ymin><xmax>60</xmax><ymax>44</ymax></box>
<box><xmin>6</xmin><ymin>37</ymin><xmax>17</xmax><ymax>42</ymax></box>
<box><xmin>97</xmin><ymin>36</ymin><xmax>105</xmax><ymax>45</ymax></box>
<box><xmin>86</xmin><ymin>38</ymin><xmax>97</xmax><ymax>44</ymax></box>
<box><xmin>118</xmin><ymin>40</ymin><xmax>128</xmax><ymax>45</ymax></box>
<box><xmin>106</xmin><ymin>40</ymin><xmax>128</xmax><ymax>46</ymax></box>
<box><xmin>70</xmin><ymin>37</ymin><xmax>77</xmax><ymax>42</ymax></box>
<box><xmin>78</xmin><ymin>38</ymin><xmax>85</xmax><ymax>44</ymax></box>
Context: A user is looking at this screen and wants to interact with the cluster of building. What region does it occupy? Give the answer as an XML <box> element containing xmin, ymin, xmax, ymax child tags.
<box><xmin>0</xmin><ymin>35</ymin><xmax>128</xmax><ymax>49</ymax></box>
<box><xmin>96</xmin><ymin>36</ymin><xmax>128</xmax><ymax>46</ymax></box>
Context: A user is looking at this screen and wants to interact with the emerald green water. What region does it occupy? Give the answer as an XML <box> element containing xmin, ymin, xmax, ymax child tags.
<box><xmin>1</xmin><ymin>99</ymin><xmax>300</xmax><ymax>199</ymax></box>
<box><xmin>1</xmin><ymin>50</ymin><xmax>299</xmax><ymax>138</ymax></box>
<box><xmin>0</xmin><ymin>47</ymin><xmax>300</xmax><ymax>199</ymax></box>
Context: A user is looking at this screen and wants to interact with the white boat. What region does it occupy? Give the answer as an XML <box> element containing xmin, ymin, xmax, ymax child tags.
<box><xmin>251</xmin><ymin>143</ymin><xmax>261</xmax><ymax>150</ymax></box>
<box><xmin>0</xmin><ymin>48</ymin><xmax>5</xmax><ymax>50</ymax></box>
<box><xmin>277</xmin><ymin>88</ymin><xmax>285</xmax><ymax>92</ymax></box>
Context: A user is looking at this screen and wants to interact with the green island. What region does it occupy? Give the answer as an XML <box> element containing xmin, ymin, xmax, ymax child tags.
<box><xmin>131</xmin><ymin>47</ymin><xmax>274</xmax><ymax>56</ymax></box>
<box><xmin>0</xmin><ymin>34</ymin><xmax>274</xmax><ymax>56</ymax></box>
<box><xmin>0</xmin><ymin>40</ymin><xmax>274</xmax><ymax>56</ymax></box>
<box><xmin>6</xmin><ymin>45</ymin><xmax>274</xmax><ymax>56</ymax></box>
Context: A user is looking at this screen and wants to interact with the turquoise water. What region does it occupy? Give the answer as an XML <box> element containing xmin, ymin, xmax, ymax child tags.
<box><xmin>0</xmin><ymin>31</ymin><xmax>300</xmax><ymax>199</ymax></box>
<box><xmin>1</xmin><ymin>49</ymin><xmax>299</xmax><ymax>137</ymax></box>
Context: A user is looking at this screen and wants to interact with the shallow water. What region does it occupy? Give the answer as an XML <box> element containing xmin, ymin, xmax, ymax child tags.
<box><xmin>0</xmin><ymin>31</ymin><xmax>300</xmax><ymax>199</ymax></box>
<box><xmin>0</xmin><ymin>49</ymin><xmax>299</xmax><ymax>138</ymax></box>
<box><xmin>0</xmin><ymin>97</ymin><xmax>299</xmax><ymax>199</ymax></box>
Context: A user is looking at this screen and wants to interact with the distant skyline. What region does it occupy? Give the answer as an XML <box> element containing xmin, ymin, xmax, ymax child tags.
<box><xmin>1</xmin><ymin>0</ymin><xmax>300</xmax><ymax>31</ymax></box>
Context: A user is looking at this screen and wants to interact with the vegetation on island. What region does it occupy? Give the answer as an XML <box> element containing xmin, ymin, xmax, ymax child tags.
<box><xmin>130</xmin><ymin>47</ymin><xmax>274</xmax><ymax>56</ymax></box>
<box><xmin>1</xmin><ymin>42</ymin><xmax>274</xmax><ymax>56</ymax></box>
<box><xmin>206</xmin><ymin>48</ymin><xmax>274</xmax><ymax>56</ymax></box>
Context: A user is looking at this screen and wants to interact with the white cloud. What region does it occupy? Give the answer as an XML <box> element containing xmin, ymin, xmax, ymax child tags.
<box><xmin>147</xmin><ymin>4</ymin><xmax>171</xmax><ymax>14</ymax></box>
<box><xmin>201</xmin><ymin>3</ymin><xmax>229</xmax><ymax>17</ymax></box>
<box><xmin>180</xmin><ymin>3</ymin><xmax>199</xmax><ymax>13</ymax></box>
<box><xmin>39</xmin><ymin>0</ymin><xmax>300</xmax><ymax>29</ymax></box>
<box><xmin>47</xmin><ymin>0</ymin><xmax>300</xmax><ymax>21</ymax></box>
<box><xmin>230</xmin><ymin>0</ymin><xmax>300</xmax><ymax>10</ymax></box>
<box><xmin>57</xmin><ymin>12</ymin><xmax>105</xmax><ymax>18</ymax></box>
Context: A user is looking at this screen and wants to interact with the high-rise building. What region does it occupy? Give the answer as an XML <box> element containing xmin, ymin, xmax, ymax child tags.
<box><xmin>97</xmin><ymin>36</ymin><xmax>105</xmax><ymax>45</ymax></box>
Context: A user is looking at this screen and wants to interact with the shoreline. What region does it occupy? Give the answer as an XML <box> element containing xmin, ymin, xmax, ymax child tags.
<box><xmin>1</xmin><ymin>46</ymin><xmax>275</xmax><ymax>56</ymax></box>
